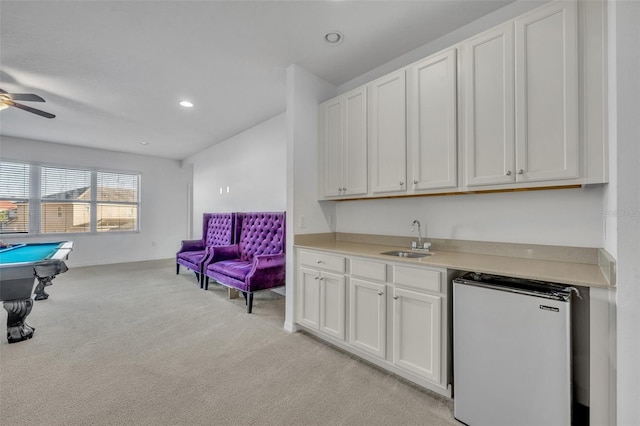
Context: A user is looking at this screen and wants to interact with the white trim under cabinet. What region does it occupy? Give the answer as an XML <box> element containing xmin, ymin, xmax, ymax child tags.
<box><xmin>295</xmin><ymin>248</ymin><xmax>452</xmax><ymax>397</ymax></box>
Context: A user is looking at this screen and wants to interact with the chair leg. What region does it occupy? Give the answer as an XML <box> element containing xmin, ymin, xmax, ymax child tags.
<box><xmin>242</xmin><ymin>292</ymin><xmax>248</xmax><ymax>304</ymax></box>
<box><xmin>203</xmin><ymin>276</ymin><xmax>209</xmax><ymax>291</ymax></box>
<box><xmin>176</xmin><ymin>264</ymin><xmax>180</xmax><ymax>274</ymax></box>
<box><xmin>247</xmin><ymin>293</ymin><xmax>253</xmax><ymax>314</ymax></box>
<box><xmin>195</xmin><ymin>272</ymin><xmax>200</xmax><ymax>283</ymax></box>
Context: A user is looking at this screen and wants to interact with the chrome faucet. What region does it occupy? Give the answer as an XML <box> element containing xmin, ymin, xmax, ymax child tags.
<box><xmin>411</xmin><ymin>219</ymin><xmax>431</xmax><ymax>251</ymax></box>
<box><xmin>411</xmin><ymin>220</ymin><xmax>423</xmax><ymax>246</ymax></box>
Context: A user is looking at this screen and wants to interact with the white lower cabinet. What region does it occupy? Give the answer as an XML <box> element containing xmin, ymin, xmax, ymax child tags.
<box><xmin>392</xmin><ymin>287</ymin><xmax>442</xmax><ymax>383</ymax></box>
<box><xmin>298</xmin><ymin>267</ymin><xmax>321</xmax><ymax>330</ymax></box>
<box><xmin>297</xmin><ymin>251</ymin><xmax>346</xmax><ymax>341</ymax></box>
<box><xmin>349</xmin><ymin>278</ymin><xmax>386</xmax><ymax>359</ymax></box>
<box><xmin>319</xmin><ymin>271</ymin><xmax>346</xmax><ymax>340</ymax></box>
<box><xmin>296</xmin><ymin>249</ymin><xmax>451</xmax><ymax>397</ymax></box>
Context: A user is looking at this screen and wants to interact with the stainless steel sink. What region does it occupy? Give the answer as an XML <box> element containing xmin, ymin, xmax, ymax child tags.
<box><xmin>380</xmin><ymin>250</ymin><xmax>432</xmax><ymax>258</ymax></box>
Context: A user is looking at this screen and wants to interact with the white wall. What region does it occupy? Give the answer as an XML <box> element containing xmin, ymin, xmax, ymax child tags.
<box><xmin>183</xmin><ymin>114</ymin><xmax>286</xmax><ymax>240</ymax></box>
<box><xmin>0</xmin><ymin>135</ymin><xmax>192</xmax><ymax>267</ymax></box>
<box><xmin>337</xmin><ymin>186</ymin><xmax>604</xmax><ymax>247</ymax></box>
<box><xmin>287</xmin><ymin>66</ymin><xmax>337</xmax><ymax>236</ymax></box>
<box><xmin>609</xmin><ymin>1</ymin><xmax>640</xmax><ymax>424</ymax></box>
<box><xmin>284</xmin><ymin>64</ymin><xmax>336</xmax><ymax>331</ymax></box>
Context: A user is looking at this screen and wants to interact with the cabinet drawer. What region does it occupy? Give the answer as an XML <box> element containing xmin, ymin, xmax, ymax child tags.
<box><xmin>299</xmin><ymin>251</ymin><xmax>346</xmax><ymax>273</ymax></box>
<box><xmin>351</xmin><ymin>259</ymin><xmax>386</xmax><ymax>282</ymax></box>
<box><xmin>392</xmin><ymin>265</ymin><xmax>441</xmax><ymax>293</ymax></box>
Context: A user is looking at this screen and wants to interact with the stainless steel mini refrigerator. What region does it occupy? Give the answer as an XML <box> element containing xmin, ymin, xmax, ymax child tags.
<box><xmin>453</xmin><ymin>273</ymin><xmax>572</xmax><ymax>426</ymax></box>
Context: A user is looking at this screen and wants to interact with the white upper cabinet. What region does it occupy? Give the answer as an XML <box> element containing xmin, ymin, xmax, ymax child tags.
<box><xmin>464</xmin><ymin>1</ymin><xmax>579</xmax><ymax>188</ymax></box>
<box><xmin>463</xmin><ymin>23</ymin><xmax>516</xmax><ymax>187</ymax></box>
<box><xmin>515</xmin><ymin>1</ymin><xmax>579</xmax><ymax>183</ymax></box>
<box><xmin>319</xmin><ymin>87</ymin><xmax>368</xmax><ymax>199</ymax></box>
<box><xmin>318</xmin><ymin>0</ymin><xmax>605</xmax><ymax>199</ymax></box>
<box><xmin>408</xmin><ymin>48</ymin><xmax>458</xmax><ymax>192</ymax></box>
<box><xmin>319</xmin><ymin>98</ymin><xmax>343</xmax><ymax>198</ymax></box>
<box><xmin>368</xmin><ymin>70</ymin><xmax>407</xmax><ymax>195</ymax></box>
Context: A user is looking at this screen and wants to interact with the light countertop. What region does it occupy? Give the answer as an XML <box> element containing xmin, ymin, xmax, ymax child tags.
<box><xmin>294</xmin><ymin>240</ymin><xmax>612</xmax><ymax>289</ymax></box>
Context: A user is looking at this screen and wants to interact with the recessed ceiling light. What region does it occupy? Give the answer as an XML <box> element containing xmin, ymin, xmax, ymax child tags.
<box><xmin>324</xmin><ymin>31</ymin><xmax>343</xmax><ymax>46</ymax></box>
<box><xmin>140</xmin><ymin>141</ymin><xmax>149</xmax><ymax>145</ymax></box>
<box><xmin>179</xmin><ymin>100</ymin><xmax>194</xmax><ymax>108</ymax></box>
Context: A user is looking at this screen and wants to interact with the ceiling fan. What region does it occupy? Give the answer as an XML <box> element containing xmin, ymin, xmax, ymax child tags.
<box><xmin>0</xmin><ymin>88</ymin><xmax>56</xmax><ymax>119</ymax></box>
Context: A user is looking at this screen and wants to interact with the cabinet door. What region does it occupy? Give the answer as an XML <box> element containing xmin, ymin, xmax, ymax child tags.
<box><xmin>515</xmin><ymin>1</ymin><xmax>578</xmax><ymax>182</ymax></box>
<box><xmin>463</xmin><ymin>23</ymin><xmax>515</xmax><ymax>186</ymax></box>
<box><xmin>369</xmin><ymin>70</ymin><xmax>407</xmax><ymax>194</ymax></box>
<box><xmin>342</xmin><ymin>87</ymin><xmax>368</xmax><ymax>197</ymax></box>
<box><xmin>408</xmin><ymin>48</ymin><xmax>458</xmax><ymax>191</ymax></box>
<box><xmin>349</xmin><ymin>278</ymin><xmax>386</xmax><ymax>359</ymax></box>
<box><xmin>319</xmin><ymin>272</ymin><xmax>346</xmax><ymax>341</ymax></box>
<box><xmin>319</xmin><ymin>98</ymin><xmax>343</xmax><ymax>198</ymax></box>
<box><xmin>392</xmin><ymin>287</ymin><xmax>441</xmax><ymax>383</ymax></box>
<box><xmin>297</xmin><ymin>267</ymin><xmax>320</xmax><ymax>329</ymax></box>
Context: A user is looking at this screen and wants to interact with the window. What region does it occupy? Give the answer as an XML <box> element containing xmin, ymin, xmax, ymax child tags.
<box><xmin>0</xmin><ymin>161</ymin><xmax>30</xmax><ymax>234</ymax></box>
<box><xmin>41</xmin><ymin>166</ymin><xmax>91</xmax><ymax>233</ymax></box>
<box><xmin>0</xmin><ymin>161</ymin><xmax>140</xmax><ymax>235</ymax></box>
<box><xmin>96</xmin><ymin>172</ymin><xmax>139</xmax><ymax>232</ymax></box>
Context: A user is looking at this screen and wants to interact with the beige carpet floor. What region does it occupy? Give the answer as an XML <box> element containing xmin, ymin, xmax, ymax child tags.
<box><xmin>0</xmin><ymin>259</ymin><xmax>459</xmax><ymax>426</ymax></box>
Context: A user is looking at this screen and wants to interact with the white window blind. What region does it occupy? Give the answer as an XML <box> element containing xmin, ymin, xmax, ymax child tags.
<box><xmin>0</xmin><ymin>161</ymin><xmax>30</xmax><ymax>234</ymax></box>
<box><xmin>0</xmin><ymin>162</ymin><xmax>140</xmax><ymax>235</ymax></box>
<box><xmin>41</xmin><ymin>167</ymin><xmax>91</xmax><ymax>200</ymax></box>
<box><xmin>41</xmin><ymin>166</ymin><xmax>92</xmax><ymax>233</ymax></box>
<box><xmin>96</xmin><ymin>172</ymin><xmax>139</xmax><ymax>232</ymax></box>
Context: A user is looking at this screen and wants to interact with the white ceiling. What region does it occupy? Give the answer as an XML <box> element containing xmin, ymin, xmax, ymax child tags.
<box><xmin>0</xmin><ymin>0</ymin><xmax>513</xmax><ymax>160</ymax></box>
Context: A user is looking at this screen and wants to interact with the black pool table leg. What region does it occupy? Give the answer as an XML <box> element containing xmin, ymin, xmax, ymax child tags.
<box><xmin>3</xmin><ymin>299</ymin><xmax>35</xmax><ymax>343</ymax></box>
<box><xmin>34</xmin><ymin>275</ymin><xmax>54</xmax><ymax>301</ymax></box>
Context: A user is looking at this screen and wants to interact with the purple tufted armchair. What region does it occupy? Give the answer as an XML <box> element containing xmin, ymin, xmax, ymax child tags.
<box><xmin>176</xmin><ymin>213</ymin><xmax>238</xmax><ymax>285</ymax></box>
<box><xmin>203</xmin><ymin>212</ymin><xmax>285</xmax><ymax>313</ymax></box>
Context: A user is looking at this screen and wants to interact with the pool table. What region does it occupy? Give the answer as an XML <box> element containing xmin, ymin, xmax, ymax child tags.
<box><xmin>0</xmin><ymin>241</ymin><xmax>73</xmax><ymax>343</ymax></box>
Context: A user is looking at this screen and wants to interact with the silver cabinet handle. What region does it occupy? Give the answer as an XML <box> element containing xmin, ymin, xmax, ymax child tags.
<box><xmin>518</xmin><ymin>169</ymin><xmax>524</xmax><ymax>174</ymax></box>
<box><xmin>393</xmin><ymin>296</ymin><xmax>399</xmax><ymax>300</ymax></box>
<box><xmin>505</xmin><ymin>170</ymin><xmax>512</xmax><ymax>176</ymax></box>
<box><xmin>377</xmin><ymin>291</ymin><xmax>384</xmax><ymax>296</ymax></box>
<box><xmin>413</xmin><ymin>180</ymin><xmax>418</xmax><ymax>184</ymax></box>
<box><xmin>316</xmin><ymin>260</ymin><xmax>322</xmax><ymax>264</ymax></box>
<box><xmin>399</xmin><ymin>181</ymin><xmax>404</xmax><ymax>186</ymax></box>
<box><xmin>314</xmin><ymin>276</ymin><xmax>319</xmax><ymax>280</ymax></box>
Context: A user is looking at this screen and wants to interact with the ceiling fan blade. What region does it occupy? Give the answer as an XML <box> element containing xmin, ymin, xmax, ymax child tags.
<box><xmin>5</xmin><ymin>100</ymin><xmax>55</xmax><ymax>119</ymax></box>
<box><xmin>9</xmin><ymin>93</ymin><xmax>46</xmax><ymax>102</ymax></box>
